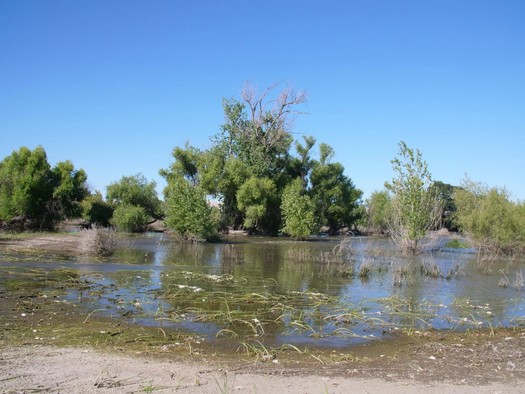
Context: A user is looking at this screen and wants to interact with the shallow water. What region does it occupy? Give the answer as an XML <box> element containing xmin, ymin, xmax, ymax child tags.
<box><xmin>1</xmin><ymin>234</ymin><xmax>524</xmax><ymax>347</ymax></box>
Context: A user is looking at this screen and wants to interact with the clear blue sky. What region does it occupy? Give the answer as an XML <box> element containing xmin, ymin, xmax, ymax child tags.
<box><xmin>1</xmin><ymin>1</ymin><xmax>524</xmax><ymax>200</ymax></box>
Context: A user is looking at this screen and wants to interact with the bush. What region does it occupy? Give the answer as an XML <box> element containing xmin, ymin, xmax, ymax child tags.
<box><xmin>164</xmin><ymin>179</ymin><xmax>218</xmax><ymax>242</ymax></box>
<box><xmin>385</xmin><ymin>141</ymin><xmax>442</xmax><ymax>253</ymax></box>
<box><xmin>110</xmin><ymin>205</ymin><xmax>148</xmax><ymax>233</ymax></box>
<box><xmin>454</xmin><ymin>179</ymin><xmax>525</xmax><ymax>255</ymax></box>
<box><xmin>280</xmin><ymin>178</ymin><xmax>316</xmax><ymax>239</ymax></box>
<box><xmin>78</xmin><ymin>226</ymin><xmax>118</xmax><ymax>256</ymax></box>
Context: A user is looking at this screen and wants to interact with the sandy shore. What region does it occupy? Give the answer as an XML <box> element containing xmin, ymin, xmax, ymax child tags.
<box><xmin>1</xmin><ymin>345</ymin><xmax>523</xmax><ymax>394</ymax></box>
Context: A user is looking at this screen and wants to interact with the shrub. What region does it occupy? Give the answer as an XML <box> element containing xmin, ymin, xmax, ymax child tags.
<box><xmin>78</xmin><ymin>226</ymin><xmax>118</xmax><ymax>256</ymax></box>
<box><xmin>454</xmin><ymin>179</ymin><xmax>525</xmax><ymax>255</ymax></box>
<box><xmin>110</xmin><ymin>205</ymin><xmax>148</xmax><ymax>233</ymax></box>
<box><xmin>280</xmin><ymin>178</ymin><xmax>316</xmax><ymax>239</ymax></box>
<box><xmin>164</xmin><ymin>179</ymin><xmax>218</xmax><ymax>242</ymax></box>
<box><xmin>385</xmin><ymin>141</ymin><xmax>442</xmax><ymax>253</ymax></box>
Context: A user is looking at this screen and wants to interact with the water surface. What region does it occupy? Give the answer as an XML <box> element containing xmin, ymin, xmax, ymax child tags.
<box><xmin>1</xmin><ymin>234</ymin><xmax>524</xmax><ymax>348</ymax></box>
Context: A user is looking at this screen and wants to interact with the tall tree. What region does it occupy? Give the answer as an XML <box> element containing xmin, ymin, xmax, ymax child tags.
<box><xmin>50</xmin><ymin>160</ymin><xmax>89</xmax><ymax>220</ymax></box>
<box><xmin>310</xmin><ymin>143</ymin><xmax>363</xmax><ymax>234</ymax></box>
<box><xmin>161</xmin><ymin>83</ymin><xmax>363</xmax><ymax>238</ymax></box>
<box><xmin>216</xmin><ymin>83</ymin><xmax>306</xmax><ymax>178</ymax></box>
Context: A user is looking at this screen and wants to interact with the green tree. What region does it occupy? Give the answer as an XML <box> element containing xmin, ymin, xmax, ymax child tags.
<box><xmin>110</xmin><ymin>205</ymin><xmax>149</xmax><ymax>233</ymax></box>
<box><xmin>288</xmin><ymin>136</ymin><xmax>316</xmax><ymax>187</ymax></box>
<box><xmin>82</xmin><ymin>191</ymin><xmax>114</xmax><ymax>227</ymax></box>
<box><xmin>310</xmin><ymin>144</ymin><xmax>363</xmax><ymax>234</ymax></box>
<box><xmin>160</xmin><ymin>84</ymin><xmax>362</xmax><ymax>237</ymax></box>
<box><xmin>0</xmin><ymin>146</ymin><xmax>89</xmax><ymax>229</ymax></box>
<box><xmin>163</xmin><ymin>178</ymin><xmax>218</xmax><ymax>242</ymax></box>
<box><xmin>366</xmin><ymin>190</ymin><xmax>392</xmax><ymax>235</ymax></box>
<box><xmin>216</xmin><ymin>84</ymin><xmax>305</xmax><ymax>178</ymax></box>
<box><xmin>0</xmin><ymin>146</ymin><xmax>52</xmax><ymax>224</ymax></box>
<box><xmin>236</xmin><ymin>177</ymin><xmax>277</xmax><ymax>233</ymax></box>
<box><xmin>429</xmin><ymin>181</ymin><xmax>460</xmax><ymax>231</ymax></box>
<box><xmin>385</xmin><ymin>141</ymin><xmax>442</xmax><ymax>252</ymax></box>
<box><xmin>281</xmin><ymin>178</ymin><xmax>316</xmax><ymax>239</ymax></box>
<box><xmin>50</xmin><ymin>160</ymin><xmax>89</xmax><ymax>220</ymax></box>
<box><xmin>106</xmin><ymin>173</ymin><xmax>162</xmax><ymax>223</ymax></box>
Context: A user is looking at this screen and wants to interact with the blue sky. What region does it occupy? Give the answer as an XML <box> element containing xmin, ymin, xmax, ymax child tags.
<box><xmin>1</xmin><ymin>1</ymin><xmax>524</xmax><ymax>200</ymax></box>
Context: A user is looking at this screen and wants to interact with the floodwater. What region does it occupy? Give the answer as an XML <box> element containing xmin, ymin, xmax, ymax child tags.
<box><xmin>1</xmin><ymin>234</ymin><xmax>524</xmax><ymax>348</ymax></box>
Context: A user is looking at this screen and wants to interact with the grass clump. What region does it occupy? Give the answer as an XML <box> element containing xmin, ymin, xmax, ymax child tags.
<box><xmin>446</xmin><ymin>238</ymin><xmax>470</xmax><ymax>249</ymax></box>
<box><xmin>79</xmin><ymin>226</ymin><xmax>118</xmax><ymax>256</ymax></box>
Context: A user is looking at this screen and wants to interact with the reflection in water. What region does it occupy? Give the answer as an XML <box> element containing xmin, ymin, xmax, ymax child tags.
<box><xmin>1</xmin><ymin>233</ymin><xmax>524</xmax><ymax>347</ymax></box>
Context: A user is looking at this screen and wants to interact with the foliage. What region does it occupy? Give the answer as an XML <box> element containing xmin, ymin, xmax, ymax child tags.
<box><xmin>365</xmin><ymin>190</ymin><xmax>392</xmax><ymax>235</ymax></box>
<box><xmin>453</xmin><ymin>178</ymin><xmax>525</xmax><ymax>255</ymax></box>
<box><xmin>385</xmin><ymin>141</ymin><xmax>442</xmax><ymax>252</ymax></box>
<box><xmin>0</xmin><ymin>146</ymin><xmax>88</xmax><ymax>229</ymax></box>
<box><xmin>110</xmin><ymin>205</ymin><xmax>149</xmax><ymax>233</ymax></box>
<box><xmin>216</xmin><ymin>83</ymin><xmax>302</xmax><ymax>178</ymax></box>
<box><xmin>310</xmin><ymin>144</ymin><xmax>363</xmax><ymax>234</ymax></box>
<box><xmin>106</xmin><ymin>173</ymin><xmax>162</xmax><ymax>221</ymax></box>
<box><xmin>50</xmin><ymin>160</ymin><xmax>89</xmax><ymax>219</ymax></box>
<box><xmin>160</xmin><ymin>84</ymin><xmax>362</xmax><ymax>237</ymax></box>
<box><xmin>163</xmin><ymin>178</ymin><xmax>218</xmax><ymax>242</ymax></box>
<box><xmin>81</xmin><ymin>191</ymin><xmax>114</xmax><ymax>227</ymax></box>
<box><xmin>280</xmin><ymin>178</ymin><xmax>316</xmax><ymax>239</ymax></box>
<box><xmin>430</xmin><ymin>181</ymin><xmax>460</xmax><ymax>231</ymax></box>
<box><xmin>236</xmin><ymin>177</ymin><xmax>277</xmax><ymax>232</ymax></box>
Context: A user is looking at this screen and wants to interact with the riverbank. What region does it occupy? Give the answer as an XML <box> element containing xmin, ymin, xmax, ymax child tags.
<box><xmin>1</xmin><ymin>334</ymin><xmax>524</xmax><ymax>394</ymax></box>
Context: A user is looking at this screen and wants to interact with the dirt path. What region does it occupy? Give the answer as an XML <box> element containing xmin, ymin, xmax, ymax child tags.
<box><xmin>1</xmin><ymin>345</ymin><xmax>522</xmax><ymax>394</ymax></box>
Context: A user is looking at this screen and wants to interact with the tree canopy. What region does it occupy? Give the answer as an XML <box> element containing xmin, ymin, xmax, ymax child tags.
<box><xmin>0</xmin><ymin>146</ymin><xmax>88</xmax><ymax>229</ymax></box>
<box><xmin>106</xmin><ymin>173</ymin><xmax>162</xmax><ymax>232</ymax></box>
<box><xmin>161</xmin><ymin>84</ymin><xmax>363</xmax><ymax>239</ymax></box>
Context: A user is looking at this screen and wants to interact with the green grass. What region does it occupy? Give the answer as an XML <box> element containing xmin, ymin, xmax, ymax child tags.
<box><xmin>446</xmin><ymin>239</ymin><xmax>470</xmax><ymax>249</ymax></box>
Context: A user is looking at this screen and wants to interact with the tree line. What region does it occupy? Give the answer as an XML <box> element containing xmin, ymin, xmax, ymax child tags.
<box><xmin>1</xmin><ymin>84</ymin><xmax>524</xmax><ymax>255</ymax></box>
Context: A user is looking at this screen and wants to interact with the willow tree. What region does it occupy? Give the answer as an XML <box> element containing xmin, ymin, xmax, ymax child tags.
<box><xmin>385</xmin><ymin>141</ymin><xmax>442</xmax><ymax>252</ymax></box>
